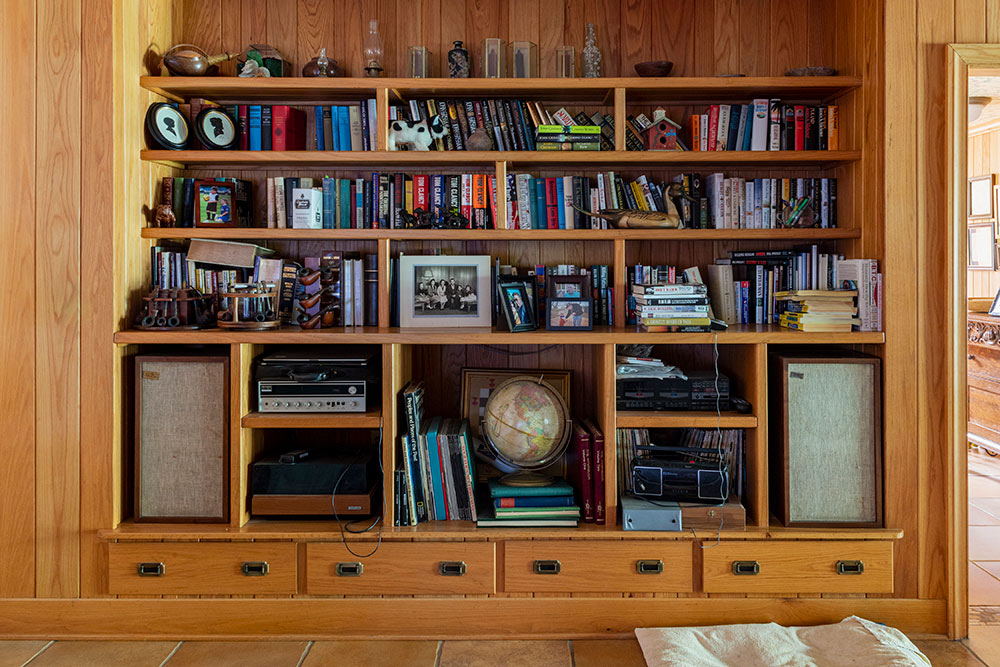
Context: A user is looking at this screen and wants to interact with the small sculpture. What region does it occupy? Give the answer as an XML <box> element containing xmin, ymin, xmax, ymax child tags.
<box><xmin>302</xmin><ymin>48</ymin><xmax>341</xmax><ymax>77</ymax></box>
<box><xmin>388</xmin><ymin>116</ymin><xmax>449</xmax><ymax>151</ymax></box>
<box><xmin>238</xmin><ymin>60</ymin><xmax>270</xmax><ymax>77</ymax></box>
<box><xmin>238</xmin><ymin>44</ymin><xmax>289</xmax><ymax>78</ymax></box>
<box><xmin>465</xmin><ymin>127</ymin><xmax>493</xmax><ymax>151</ymax></box>
<box><xmin>154</xmin><ymin>204</ymin><xmax>176</xmax><ymax>228</ymax></box>
<box><xmin>582</xmin><ymin>23</ymin><xmax>601</xmax><ymax>78</ymax></box>
<box><xmin>449</xmin><ymin>41</ymin><xmax>470</xmax><ymax>78</ymax></box>
<box><xmin>162</xmin><ymin>44</ymin><xmax>237</xmax><ymax>76</ymax></box>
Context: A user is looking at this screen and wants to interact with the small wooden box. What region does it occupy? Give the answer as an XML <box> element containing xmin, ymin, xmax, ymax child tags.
<box><xmin>769</xmin><ymin>352</ymin><xmax>882</xmax><ymax>527</ymax></box>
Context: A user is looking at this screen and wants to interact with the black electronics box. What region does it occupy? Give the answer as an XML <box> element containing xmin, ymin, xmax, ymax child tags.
<box><xmin>250</xmin><ymin>451</ymin><xmax>378</xmax><ymax>516</ymax></box>
<box><xmin>617</xmin><ymin>371</ymin><xmax>730</xmax><ymax>411</ymax></box>
<box><xmin>631</xmin><ymin>453</ymin><xmax>730</xmax><ymax>503</ymax></box>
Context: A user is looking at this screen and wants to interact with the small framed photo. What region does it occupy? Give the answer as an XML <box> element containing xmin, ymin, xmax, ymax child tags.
<box><xmin>144</xmin><ymin>102</ymin><xmax>190</xmax><ymax>150</ymax></box>
<box><xmin>969</xmin><ymin>222</ymin><xmax>996</xmax><ymax>270</ymax></box>
<box><xmin>969</xmin><ymin>174</ymin><xmax>996</xmax><ymax>219</ymax></box>
<box><xmin>547</xmin><ymin>298</ymin><xmax>593</xmax><ymax>331</ymax></box>
<box><xmin>194</xmin><ymin>107</ymin><xmax>239</xmax><ymax>150</ymax></box>
<box><xmin>549</xmin><ymin>274</ymin><xmax>591</xmax><ymax>300</ymax></box>
<box><xmin>194</xmin><ymin>180</ymin><xmax>236</xmax><ymax>227</ymax></box>
<box><xmin>400</xmin><ymin>255</ymin><xmax>491</xmax><ymax>327</ymax></box>
<box><xmin>499</xmin><ymin>282</ymin><xmax>536</xmax><ymax>332</ymax></box>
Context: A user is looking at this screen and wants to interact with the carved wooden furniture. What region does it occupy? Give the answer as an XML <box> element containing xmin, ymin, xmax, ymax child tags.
<box><xmin>968</xmin><ymin>313</ymin><xmax>1000</xmax><ymax>456</ymax></box>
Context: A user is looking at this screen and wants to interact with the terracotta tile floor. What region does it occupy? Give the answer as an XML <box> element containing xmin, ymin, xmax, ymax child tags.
<box><xmin>969</xmin><ymin>449</ymin><xmax>1000</xmax><ymax>665</ymax></box>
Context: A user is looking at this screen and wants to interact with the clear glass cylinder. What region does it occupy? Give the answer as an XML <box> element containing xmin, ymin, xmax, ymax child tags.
<box><xmin>556</xmin><ymin>46</ymin><xmax>575</xmax><ymax>78</ymax></box>
<box><xmin>408</xmin><ymin>46</ymin><xmax>429</xmax><ymax>78</ymax></box>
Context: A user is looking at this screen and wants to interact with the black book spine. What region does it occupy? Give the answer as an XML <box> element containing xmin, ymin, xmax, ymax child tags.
<box><xmin>436</xmin><ymin>100</ymin><xmax>455</xmax><ymax>150</ymax></box>
<box><xmin>781</xmin><ymin>105</ymin><xmax>795</xmax><ymax>150</ymax></box>
<box><xmin>479</xmin><ymin>100</ymin><xmax>496</xmax><ymax>150</ymax></box>
<box><xmin>486</xmin><ymin>100</ymin><xmax>506</xmax><ymax>151</ymax></box>
<box><xmin>363</xmin><ymin>178</ymin><xmax>372</xmax><ymax>229</ymax></box>
<box><xmin>284</xmin><ymin>177</ymin><xmax>298</xmax><ymax>224</ymax></box>
<box><xmin>830</xmin><ymin>178</ymin><xmax>838</xmax><ymax>227</ymax></box>
<box><xmin>463</xmin><ymin>100</ymin><xmax>478</xmax><ymax>133</ymax></box>
<box><xmin>447</xmin><ymin>102</ymin><xmax>465</xmax><ymax>151</ymax></box>
<box><xmin>726</xmin><ymin>105</ymin><xmax>743</xmax><ymax>151</ymax></box>
<box><xmin>454</xmin><ymin>100</ymin><xmax>471</xmax><ymax>150</ymax></box>
<box><xmin>180</xmin><ymin>177</ymin><xmax>195</xmax><ymax>227</ymax></box>
<box><xmin>262</xmin><ymin>106</ymin><xmax>272</xmax><ymax>151</ymax></box>
<box><xmin>359</xmin><ymin>101</ymin><xmax>370</xmax><ymax>151</ymax></box>
<box><xmin>817</xmin><ymin>106</ymin><xmax>828</xmax><ymax>150</ymax></box>
<box><xmin>502</xmin><ymin>100</ymin><xmax>521</xmax><ymax>150</ymax></box>
<box><xmin>517</xmin><ymin>101</ymin><xmax>535</xmax><ymax>150</ymax></box>
<box><xmin>805</xmin><ymin>106</ymin><xmax>818</xmax><ymax>151</ymax></box>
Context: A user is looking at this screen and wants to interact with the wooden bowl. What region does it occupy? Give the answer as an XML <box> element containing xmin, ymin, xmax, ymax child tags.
<box><xmin>634</xmin><ymin>61</ymin><xmax>673</xmax><ymax>77</ymax></box>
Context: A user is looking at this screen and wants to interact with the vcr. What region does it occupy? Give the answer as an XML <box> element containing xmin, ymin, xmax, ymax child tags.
<box><xmin>617</xmin><ymin>371</ymin><xmax>730</xmax><ymax>411</ymax></box>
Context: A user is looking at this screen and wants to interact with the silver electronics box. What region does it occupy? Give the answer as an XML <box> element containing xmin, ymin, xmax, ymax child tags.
<box><xmin>621</xmin><ymin>494</ymin><xmax>682</xmax><ymax>531</ymax></box>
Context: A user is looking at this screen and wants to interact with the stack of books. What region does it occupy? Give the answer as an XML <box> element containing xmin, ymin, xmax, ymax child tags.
<box><xmin>691</xmin><ymin>100</ymin><xmax>839</xmax><ymax>152</ymax></box>
<box><xmin>534</xmin><ymin>124</ymin><xmax>602</xmax><ymax>151</ymax></box>
<box><xmin>633</xmin><ymin>283</ymin><xmax>711</xmax><ymax>332</ymax></box>
<box><xmin>777</xmin><ymin>289</ymin><xmax>860</xmax><ymax>332</ymax></box>
<box><xmin>477</xmin><ymin>478</ymin><xmax>580</xmax><ymax>527</ymax></box>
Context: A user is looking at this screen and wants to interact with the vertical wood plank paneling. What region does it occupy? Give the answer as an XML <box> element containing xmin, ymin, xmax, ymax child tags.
<box><xmin>219</xmin><ymin>0</ymin><xmax>242</xmax><ymax>75</ymax></box>
<box><xmin>438</xmin><ymin>0</ymin><xmax>466</xmax><ymax>76</ymax></box>
<box><xmin>563</xmin><ymin>0</ymin><xmax>586</xmax><ymax>76</ymax></box>
<box><xmin>377</xmin><ymin>0</ymin><xmax>399</xmax><ymax>78</ymax></box>
<box><xmin>805</xmin><ymin>0</ymin><xmax>836</xmax><ymax>68</ymax></box>
<box><xmin>768</xmin><ymin>0</ymin><xmax>802</xmax><ymax>76</ymax></box>
<box><xmin>466</xmin><ymin>0</ymin><xmax>507</xmax><ymax>78</ymax></box>
<box><xmin>693</xmin><ymin>1</ymin><xmax>716</xmax><ymax>76</ymax></box>
<box><xmin>988</xmin><ymin>0</ymin><xmax>1000</xmax><ymax>41</ymax></box>
<box><xmin>264</xmin><ymin>0</ymin><xmax>297</xmax><ymax>70</ymax></box>
<box><xmin>592</xmin><ymin>0</ymin><xmax>621</xmax><ymax>76</ymax></box>
<box><xmin>538</xmin><ymin>0</ymin><xmax>564</xmax><ymax>76</ymax></box>
<box><xmin>620</xmin><ymin>0</ymin><xmax>650</xmax><ymax>79</ymax></box>
<box><xmin>35</xmin><ymin>0</ymin><xmax>81</xmax><ymax>599</ymax></box>
<box><xmin>421</xmin><ymin>0</ymin><xmax>443</xmax><ymax>77</ymax></box>
<box><xmin>394</xmin><ymin>0</ymin><xmax>422</xmax><ymax>77</ymax></box>
<box><xmin>241</xmin><ymin>0</ymin><xmax>268</xmax><ymax>45</ymax></box>
<box><xmin>738</xmin><ymin>0</ymin><xmax>770</xmax><ymax>77</ymax></box>
<box><xmin>295</xmin><ymin>0</ymin><xmax>335</xmax><ymax>77</ymax></box>
<box><xmin>338</xmin><ymin>0</ymin><xmax>364</xmax><ymax>78</ymax></box>
<box><xmin>956</xmin><ymin>0</ymin><xmax>987</xmax><ymax>42</ymax></box>
<box><xmin>713</xmin><ymin>0</ymin><xmax>739</xmax><ymax>76</ymax></box>
<box><xmin>183</xmin><ymin>0</ymin><xmax>222</xmax><ymax>54</ymax></box>
<box><xmin>0</xmin><ymin>0</ymin><xmax>37</xmax><ymax>599</ymax></box>
<box><xmin>652</xmin><ymin>0</ymin><xmax>692</xmax><ymax>77</ymax></box>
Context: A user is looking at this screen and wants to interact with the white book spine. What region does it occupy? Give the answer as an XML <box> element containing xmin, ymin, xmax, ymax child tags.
<box><xmin>515</xmin><ymin>174</ymin><xmax>532</xmax><ymax>230</ymax></box>
<box><xmin>821</xmin><ymin>178</ymin><xmax>830</xmax><ymax>228</ymax></box>
<box><xmin>266</xmin><ymin>177</ymin><xmax>275</xmax><ymax>228</ymax></box>
<box><xmin>735</xmin><ymin>104</ymin><xmax>748</xmax><ymax>151</ymax></box>
<box><xmin>562</xmin><ymin>176</ymin><xmax>575</xmax><ymax>229</ymax></box>
<box><xmin>355</xmin><ymin>259</ymin><xmax>364</xmax><ymax>326</ymax></box>
<box><xmin>275</xmin><ymin>179</ymin><xmax>286</xmax><ymax>229</ymax></box>
<box><xmin>768</xmin><ymin>99</ymin><xmax>781</xmax><ymax>150</ymax></box>
<box><xmin>717</xmin><ymin>105</ymin><xmax>730</xmax><ymax>151</ymax></box>
<box><xmin>744</xmin><ymin>180</ymin><xmax>753</xmax><ymax>229</ymax></box>
<box><xmin>761</xmin><ymin>178</ymin><xmax>771</xmax><ymax>229</ymax></box>
<box><xmin>751</xmin><ymin>98</ymin><xmax>769</xmax><ymax>151</ymax></box>
<box><xmin>348</xmin><ymin>105</ymin><xmax>363</xmax><ymax>151</ymax></box>
<box><xmin>597</xmin><ymin>173</ymin><xmax>607</xmax><ymax>210</ymax></box>
<box><xmin>607</xmin><ymin>171</ymin><xmax>619</xmax><ymax>208</ymax></box>
<box><xmin>367</xmin><ymin>98</ymin><xmax>377</xmax><ymax>150</ymax></box>
<box><xmin>590</xmin><ymin>189</ymin><xmax>601</xmax><ymax>228</ymax></box>
<box><xmin>722</xmin><ymin>178</ymin><xmax>732</xmax><ymax>229</ymax></box>
<box><xmin>700</xmin><ymin>114</ymin><xmax>709</xmax><ymax>150</ymax></box>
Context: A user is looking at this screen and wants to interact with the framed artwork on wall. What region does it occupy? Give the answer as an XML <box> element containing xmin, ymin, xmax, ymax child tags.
<box><xmin>969</xmin><ymin>174</ymin><xmax>996</xmax><ymax>219</ymax></box>
<box><xmin>969</xmin><ymin>222</ymin><xmax>996</xmax><ymax>270</ymax></box>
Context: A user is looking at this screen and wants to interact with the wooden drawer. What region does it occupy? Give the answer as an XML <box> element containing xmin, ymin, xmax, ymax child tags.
<box><xmin>503</xmin><ymin>540</ymin><xmax>693</xmax><ymax>593</ymax></box>
<box><xmin>107</xmin><ymin>542</ymin><xmax>297</xmax><ymax>595</ymax></box>
<box><xmin>970</xmin><ymin>385</ymin><xmax>1000</xmax><ymax>429</ymax></box>
<box><xmin>967</xmin><ymin>342</ymin><xmax>1000</xmax><ymax>376</ymax></box>
<box><xmin>702</xmin><ymin>540</ymin><xmax>893</xmax><ymax>594</ymax></box>
<box><xmin>305</xmin><ymin>542</ymin><xmax>495</xmax><ymax>595</ymax></box>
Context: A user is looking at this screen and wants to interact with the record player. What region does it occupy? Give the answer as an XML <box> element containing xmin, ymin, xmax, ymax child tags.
<box><xmin>255</xmin><ymin>346</ymin><xmax>379</xmax><ymax>413</ymax></box>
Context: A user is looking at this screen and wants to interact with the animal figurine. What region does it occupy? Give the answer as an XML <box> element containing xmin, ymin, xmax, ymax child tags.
<box><xmin>388</xmin><ymin>115</ymin><xmax>448</xmax><ymax>151</ymax></box>
<box><xmin>154</xmin><ymin>204</ymin><xmax>176</xmax><ymax>228</ymax></box>
<box><xmin>465</xmin><ymin>126</ymin><xmax>493</xmax><ymax>151</ymax></box>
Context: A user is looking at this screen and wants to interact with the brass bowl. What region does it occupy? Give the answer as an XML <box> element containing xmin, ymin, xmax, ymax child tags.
<box><xmin>634</xmin><ymin>61</ymin><xmax>673</xmax><ymax>77</ymax></box>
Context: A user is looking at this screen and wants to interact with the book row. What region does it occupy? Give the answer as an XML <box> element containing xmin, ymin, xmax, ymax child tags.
<box><xmin>690</xmin><ymin>101</ymin><xmax>840</xmax><ymax>152</ymax></box>
<box><xmin>703</xmin><ymin>175</ymin><xmax>837</xmax><ymax>229</ymax></box>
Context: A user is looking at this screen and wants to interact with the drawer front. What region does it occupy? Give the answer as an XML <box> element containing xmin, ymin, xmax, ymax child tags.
<box><xmin>108</xmin><ymin>542</ymin><xmax>297</xmax><ymax>595</ymax></box>
<box><xmin>970</xmin><ymin>386</ymin><xmax>1000</xmax><ymax>430</ymax></box>
<box><xmin>967</xmin><ymin>339</ymin><xmax>1000</xmax><ymax>371</ymax></box>
<box><xmin>306</xmin><ymin>542</ymin><xmax>495</xmax><ymax>595</ymax></box>
<box><xmin>702</xmin><ymin>540</ymin><xmax>893</xmax><ymax>594</ymax></box>
<box><xmin>503</xmin><ymin>541</ymin><xmax>693</xmax><ymax>593</ymax></box>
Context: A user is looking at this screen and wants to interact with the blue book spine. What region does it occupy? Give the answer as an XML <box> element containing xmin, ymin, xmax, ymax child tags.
<box><xmin>741</xmin><ymin>282</ymin><xmax>750</xmax><ymax>323</ymax></box>
<box><xmin>493</xmin><ymin>496</ymin><xmax>575</xmax><ymax>508</ymax></box>
<box><xmin>355</xmin><ymin>180</ymin><xmax>364</xmax><ymax>227</ymax></box>
<box><xmin>555</xmin><ymin>178</ymin><xmax>566</xmax><ymax>229</ymax></box>
<box><xmin>359</xmin><ymin>100</ymin><xmax>370</xmax><ymax>151</ymax></box>
<box><xmin>517</xmin><ymin>102</ymin><xmax>535</xmax><ymax>151</ymax></box>
<box><xmin>321</xmin><ymin>177</ymin><xmax>335</xmax><ymax>229</ymax></box>
<box><xmin>339</xmin><ymin>179</ymin><xmax>351</xmax><ymax>228</ymax></box>
<box><xmin>337</xmin><ymin>106</ymin><xmax>351</xmax><ymax>151</ymax></box>
<box><xmin>533</xmin><ymin>178</ymin><xmax>546</xmax><ymax>230</ymax></box>
<box><xmin>314</xmin><ymin>106</ymin><xmax>325</xmax><ymax>150</ymax></box>
<box><xmin>248</xmin><ymin>106</ymin><xmax>262</xmax><ymax>151</ymax></box>
<box><xmin>330</xmin><ymin>106</ymin><xmax>340</xmax><ymax>151</ymax></box>
<box><xmin>424</xmin><ymin>418</ymin><xmax>447</xmax><ymax>521</ymax></box>
<box><xmin>742</xmin><ymin>106</ymin><xmax>754</xmax><ymax>151</ymax></box>
<box><xmin>431</xmin><ymin>175</ymin><xmax>445</xmax><ymax>221</ymax></box>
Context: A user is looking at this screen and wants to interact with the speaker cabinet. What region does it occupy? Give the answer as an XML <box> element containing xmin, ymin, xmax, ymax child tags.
<box><xmin>135</xmin><ymin>355</ymin><xmax>229</xmax><ymax>522</ymax></box>
<box><xmin>769</xmin><ymin>352</ymin><xmax>882</xmax><ymax>527</ymax></box>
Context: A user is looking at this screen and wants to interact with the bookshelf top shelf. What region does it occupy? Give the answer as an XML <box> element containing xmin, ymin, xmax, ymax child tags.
<box><xmin>113</xmin><ymin>325</ymin><xmax>885</xmax><ymax>346</ymax></box>
<box><xmin>141</xmin><ymin>76</ymin><xmax>862</xmax><ymax>105</ymax></box>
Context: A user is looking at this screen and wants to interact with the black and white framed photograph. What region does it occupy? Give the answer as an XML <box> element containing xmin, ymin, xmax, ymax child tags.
<box><xmin>970</xmin><ymin>174</ymin><xmax>996</xmax><ymax>219</ymax></box>
<box><xmin>194</xmin><ymin>107</ymin><xmax>239</xmax><ymax>150</ymax></box>
<box><xmin>499</xmin><ymin>282</ymin><xmax>536</xmax><ymax>332</ymax></box>
<box><xmin>400</xmin><ymin>255</ymin><xmax>491</xmax><ymax>327</ymax></box>
<box><xmin>145</xmin><ymin>102</ymin><xmax>190</xmax><ymax>150</ymax></box>
<box><xmin>546</xmin><ymin>298</ymin><xmax>593</xmax><ymax>331</ymax></box>
<box><xmin>969</xmin><ymin>222</ymin><xmax>996</xmax><ymax>270</ymax></box>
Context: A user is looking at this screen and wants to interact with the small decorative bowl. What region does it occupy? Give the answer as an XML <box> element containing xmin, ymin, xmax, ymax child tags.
<box><xmin>634</xmin><ymin>61</ymin><xmax>673</xmax><ymax>77</ymax></box>
<box><xmin>785</xmin><ymin>66</ymin><xmax>838</xmax><ymax>77</ymax></box>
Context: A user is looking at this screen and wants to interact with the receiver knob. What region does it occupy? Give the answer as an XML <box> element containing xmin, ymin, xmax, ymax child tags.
<box><xmin>348</xmin><ymin>386</ymin><xmax>357</xmax><ymax>395</ymax></box>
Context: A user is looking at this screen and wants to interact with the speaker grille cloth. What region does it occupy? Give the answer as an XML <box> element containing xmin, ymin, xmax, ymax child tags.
<box><xmin>139</xmin><ymin>360</ymin><xmax>225</xmax><ymax>517</ymax></box>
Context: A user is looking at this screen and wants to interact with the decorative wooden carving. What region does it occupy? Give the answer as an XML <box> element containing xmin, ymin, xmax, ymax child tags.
<box><xmin>968</xmin><ymin>317</ymin><xmax>1000</xmax><ymax>346</ymax></box>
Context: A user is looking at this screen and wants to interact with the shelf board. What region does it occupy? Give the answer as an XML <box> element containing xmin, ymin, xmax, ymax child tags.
<box><xmin>141</xmin><ymin>227</ymin><xmax>862</xmax><ymax>241</ymax></box>
<box><xmin>141</xmin><ymin>149</ymin><xmax>861</xmax><ymax>169</ymax></box>
<box><xmin>241</xmin><ymin>410</ymin><xmax>381</xmax><ymax>429</ymax></box>
<box><xmin>100</xmin><ymin>518</ymin><xmax>902</xmax><ymax>542</ymax></box>
<box><xmin>140</xmin><ymin>75</ymin><xmax>862</xmax><ymax>105</ymax></box>
<box><xmin>114</xmin><ymin>325</ymin><xmax>885</xmax><ymax>345</ymax></box>
<box><xmin>615</xmin><ymin>411</ymin><xmax>758</xmax><ymax>428</ymax></box>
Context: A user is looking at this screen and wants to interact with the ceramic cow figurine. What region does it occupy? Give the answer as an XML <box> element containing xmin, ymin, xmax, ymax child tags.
<box><xmin>388</xmin><ymin>115</ymin><xmax>449</xmax><ymax>151</ymax></box>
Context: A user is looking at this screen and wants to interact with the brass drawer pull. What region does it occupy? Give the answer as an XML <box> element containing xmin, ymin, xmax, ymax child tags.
<box><xmin>836</xmin><ymin>560</ymin><xmax>865</xmax><ymax>575</ymax></box>
<box><xmin>241</xmin><ymin>561</ymin><xmax>269</xmax><ymax>576</ymax></box>
<box><xmin>137</xmin><ymin>562</ymin><xmax>164</xmax><ymax>577</ymax></box>
<box><xmin>439</xmin><ymin>561</ymin><xmax>467</xmax><ymax>576</ymax></box>
<box><xmin>336</xmin><ymin>562</ymin><xmax>363</xmax><ymax>577</ymax></box>
<box><xmin>533</xmin><ymin>559</ymin><xmax>561</xmax><ymax>575</ymax></box>
<box><xmin>732</xmin><ymin>560</ymin><xmax>760</xmax><ymax>575</ymax></box>
<box><xmin>636</xmin><ymin>559</ymin><xmax>664</xmax><ymax>574</ymax></box>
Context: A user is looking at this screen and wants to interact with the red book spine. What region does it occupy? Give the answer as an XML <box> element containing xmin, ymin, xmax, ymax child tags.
<box><xmin>461</xmin><ymin>174</ymin><xmax>473</xmax><ymax>222</ymax></box>
<box><xmin>584</xmin><ymin>418</ymin><xmax>605</xmax><ymax>525</ymax></box>
<box><xmin>707</xmin><ymin>105</ymin><xmax>719</xmax><ymax>152</ymax></box>
<box><xmin>473</xmin><ymin>101</ymin><xmax>486</xmax><ymax>130</ymax></box>
<box><xmin>413</xmin><ymin>174</ymin><xmax>429</xmax><ymax>211</ymax></box>
<box><xmin>289</xmin><ymin>108</ymin><xmax>307</xmax><ymax>150</ymax></box>
<box><xmin>545</xmin><ymin>177</ymin><xmax>559</xmax><ymax>229</ymax></box>
<box><xmin>487</xmin><ymin>176</ymin><xmax>497</xmax><ymax>229</ymax></box>
<box><xmin>472</xmin><ymin>174</ymin><xmax>487</xmax><ymax>229</ymax></box>
<box><xmin>574</xmin><ymin>426</ymin><xmax>595</xmax><ymax>523</ymax></box>
<box><xmin>793</xmin><ymin>105</ymin><xmax>805</xmax><ymax>151</ymax></box>
<box><xmin>238</xmin><ymin>105</ymin><xmax>248</xmax><ymax>150</ymax></box>
<box><xmin>271</xmin><ymin>105</ymin><xmax>290</xmax><ymax>151</ymax></box>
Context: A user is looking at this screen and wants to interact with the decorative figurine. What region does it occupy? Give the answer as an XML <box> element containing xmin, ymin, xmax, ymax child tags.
<box><xmin>582</xmin><ymin>23</ymin><xmax>601</xmax><ymax>77</ymax></box>
<box><xmin>388</xmin><ymin>116</ymin><xmax>449</xmax><ymax>151</ymax></box>
<box><xmin>154</xmin><ymin>204</ymin><xmax>176</xmax><ymax>228</ymax></box>
<box><xmin>511</xmin><ymin>41</ymin><xmax>538</xmax><ymax>78</ymax></box>
<box><xmin>238</xmin><ymin>60</ymin><xmax>270</xmax><ymax>77</ymax></box>
<box><xmin>449</xmin><ymin>40</ymin><xmax>470</xmax><ymax>78</ymax></box>
<box><xmin>162</xmin><ymin>44</ymin><xmax>237</xmax><ymax>76</ymax></box>
<box><xmin>466</xmin><ymin>126</ymin><xmax>493</xmax><ymax>151</ymax></box>
<box><xmin>364</xmin><ymin>19</ymin><xmax>384</xmax><ymax>77</ymax></box>
<box><xmin>238</xmin><ymin>44</ymin><xmax>289</xmax><ymax>77</ymax></box>
<box><xmin>482</xmin><ymin>38</ymin><xmax>506</xmax><ymax>78</ymax></box>
<box><xmin>302</xmin><ymin>48</ymin><xmax>341</xmax><ymax>77</ymax></box>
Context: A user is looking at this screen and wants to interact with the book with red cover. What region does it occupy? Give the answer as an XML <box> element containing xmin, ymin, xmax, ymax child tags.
<box><xmin>472</xmin><ymin>174</ymin><xmax>487</xmax><ymax>229</ymax></box>
<box><xmin>272</xmin><ymin>106</ymin><xmax>307</xmax><ymax>151</ymax></box>
<box><xmin>581</xmin><ymin>418</ymin><xmax>605</xmax><ymax>524</ymax></box>
<box><xmin>545</xmin><ymin>177</ymin><xmax>559</xmax><ymax>229</ymax></box>
<box><xmin>793</xmin><ymin>105</ymin><xmax>805</xmax><ymax>151</ymax></box>
<box><xmin>413</xmin><ymin>174</ymin><xmax>429</xmax><ymax>211</ymax></box>
<box><xmin>707</xmin><ymin>105</ymin><xmax>719</xmax><ymax>152</ymax></box>
<box><xmin>568</xmin><ymin>422</ymin><xmax>595</xmax><ymax>522</ymax></box>
<box><xmin>237</xmin><ymin>105</ymin><xmax>248</xmax><ymax>150</ymax></box>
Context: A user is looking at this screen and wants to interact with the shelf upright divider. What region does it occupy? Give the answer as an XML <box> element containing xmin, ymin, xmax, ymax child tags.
<box><xmin>750</xmin><ymin>342</ymin><xmax>769</xmax><ymax>528</ymax></box>
<box><xmin>376</xmin><ymin>87</ymin><xmax>390</xmax><ymax>151</ymax></box>
<box><xmin>614</xmin><ymin>87</ymin><xmax>627</xmax><ymax>151</ymax></box>
<box><xmin>382</xmin><ymin>343</ymin><xmax>398</xmax><ymax>528</ymax></box>
<box><xmin>377</xmin><ymin>237</ymin><xmax>391</xmax><ymax>327</ymax></box>
<box><xmin>597</xmin><ymin>342</ymin><xmax>618</xmax><ymax>528</ymax></box>
<box><xmin>495</xmin><ymin>160</ymin><xmax>509</xmax><ymax>229</ymax></box>
<box><xmin>613</xmin><ymin>237</ymin><xmax>627</xmax><ymax>330</ymax></box>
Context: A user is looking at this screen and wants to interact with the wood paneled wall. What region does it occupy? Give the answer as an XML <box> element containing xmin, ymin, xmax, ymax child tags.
<box><xmin>968</xmin><ymin>126</ymin><xmax>1000</xmax><ymax>298</ymax></box>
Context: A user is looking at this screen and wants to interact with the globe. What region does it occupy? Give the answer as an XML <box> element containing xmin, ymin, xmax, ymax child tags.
<box><xmin>481</xmin><ymin>377</ymin><xmax>571</xmax><ymax>483</ymax></box>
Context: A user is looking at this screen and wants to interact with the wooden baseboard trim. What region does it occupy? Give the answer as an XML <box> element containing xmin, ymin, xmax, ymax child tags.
<box><xmin>0</xmin><ymin>598</ymin><xmax>946</xmax><ymax>639</ymax></box>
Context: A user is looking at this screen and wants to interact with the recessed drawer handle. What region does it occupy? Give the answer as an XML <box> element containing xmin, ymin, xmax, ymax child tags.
<box><xmin>439</xmin><ymin>561</ymin><xmax>467</xmax><ymax>576</ymax></box>
<box><xmin>836</xmin><ymin>560</ymin><xmax>865</xmax><ymax>575</ymax></box>
<box><xmin>137</xmin><ymin>562</ymin><xmax>164</xmax><ymax>577</ymax></box>
<box><xmin>636</xmin><ymin>559</ymin><xmax>663</xmax><ymax>574</ymax></box>
<box><xmin>336</xmin><ymin>562</ymin><xmax>364</xmax><ymax>577</ymax></box>
<box><xmin>732</xmin><ymin>560</ymin><xmax>760</xmax><ymax>575</ymax></box>
<box><xmin>241</xmin><ymin>561</ymin><xmax>269</xmax><ymax>576</ymax></box>
<box><xmin>533</xmin><ymin>559</ymin><xmax>561</xmax><ymax>575</ymax></box>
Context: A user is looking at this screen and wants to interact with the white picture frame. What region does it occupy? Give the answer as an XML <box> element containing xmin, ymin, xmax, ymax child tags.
<box><xmin>399</xmin><ymin>255</ymin><xmax>492</xmax><ymax>328</ymax></box>
<box><xmin>968</xmin><ymin>222</ymin><xmax>996</xmax><ymax>270</ymax></box>
<box><xmin>969</xmin><ymin>174</ymin><xmax>996</xmax><ymax>219</ymax></box>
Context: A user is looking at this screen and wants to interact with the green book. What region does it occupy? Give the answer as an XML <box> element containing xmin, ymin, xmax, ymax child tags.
<box><xmin>488</xmin><ymin>477</ymin><xmax>574</xmax><ymax>498</ymax></box>
<box><xmin>494</xmin><ymin>506</ymin><xmax>581</xmax><ymax>518</ymax></box>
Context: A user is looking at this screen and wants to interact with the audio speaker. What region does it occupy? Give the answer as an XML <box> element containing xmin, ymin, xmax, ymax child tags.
<box><xmin>135</xmin><ymin>355</ymin><xmax>229</xmax><ymax>522</ymax></box>
<box><xmin>769</xmin><ymin>352</ymin><xmax>882</xmax><ymax>527</ymax></box>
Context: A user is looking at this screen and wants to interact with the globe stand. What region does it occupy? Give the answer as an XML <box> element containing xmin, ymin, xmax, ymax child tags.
<box><xmin>499</xmin><ymin>471</ymin><xmax>557</xmax><ymax>487</ymax></box>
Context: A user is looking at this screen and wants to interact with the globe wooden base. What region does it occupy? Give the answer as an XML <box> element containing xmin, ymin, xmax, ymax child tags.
<box><xmin>499</xmin><ymin>471</ymin><xmax>558</xmax><ymax>487</ymax></box>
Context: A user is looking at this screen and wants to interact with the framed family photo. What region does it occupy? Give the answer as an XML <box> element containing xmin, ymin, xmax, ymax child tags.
<box><xmin>399</xmin><ymin>255</ymin><xmax>491</xmax><ymax>327</ymax></box>
<box><xmin>498</xmin><ymin>279</ymin><xmax>537</xmax><ymax>332</ymax></box>
<box><xmin>547</xmin><ymin>298</ymin><xmax>593</xmax><ymax>331</ymax></box>
<box><xmin>194</xmin><ymin>180</ymin><xmax>236</xmax><ymax>228</ymax></box>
